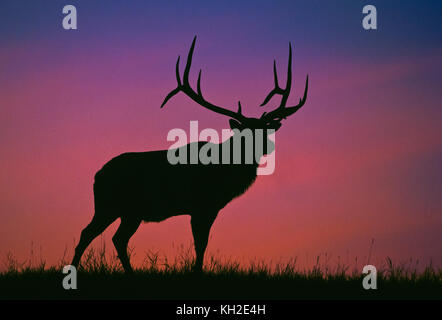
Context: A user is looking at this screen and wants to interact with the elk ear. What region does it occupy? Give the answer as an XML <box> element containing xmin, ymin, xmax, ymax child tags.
<box><xmin>268</xmin><ymin>121</ymin><xmax>282</xmax><ymax>131</ymax></box>
<box><xmin>229</xmin><ymin>119</ymin><xmax>244</xmax><ymax>130</ymax></box>
<box><xmin>274</xmin><ymin>122</ymin><xmax>282</xmax><ymax>131</ymax></box>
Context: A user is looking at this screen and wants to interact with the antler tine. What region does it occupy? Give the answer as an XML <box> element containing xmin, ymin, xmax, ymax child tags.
<box><xmin>260</xmin><ymin>60</ymin><xmax>282</xmax><ymax>107</ymax></box>
<box><xmin>183</xmin><ymin>36</ymin><xmax>197</xmax><ymax>87</ymax></box>
<box><xmin>284</xmin><ymin>74</ymin><xmax>308</xmax><ymax>116</ymax></box>
<box><xmin>280</xmin><ymin>42</ymin><xmax>292</xmax><ymax>107</ymax></box>
<box><xmin>160</xmin><ymin>36</ymin><xmax>245</xmax><ymax>122</ymax></box>
<box><xmin>260</xmin><ymin>74</ymin><xmax>308</xmax><ymax>123</ymax></box>
<box><xmin>237</xmin><ymin>101</ymin><xmax>243</xmax><ymax>115</ymax></box>
<box><xmin>160</xmin><ymin>55</ymin><xmax>182</xmax><ymax>108</ymax></box>
<box><xmin>197</xmin><ymin>69</ymin><xmax>203</xmax><ymax>97</ymax></box>
<box><xmin>260</xmin><ymin>43</ymin><xmax>292</xmax><ymax>108</ymax></box>
<box><xmin>259</xmin><ymin>43</ymin><xmax>309</xmax><ymax>124</ymax></box>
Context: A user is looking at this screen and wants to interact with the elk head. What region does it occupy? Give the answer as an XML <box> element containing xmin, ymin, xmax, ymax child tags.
<box><xmin>161</xmin><ymin>36</ymin><xmax>308</xmax><ymax>158</ymax></box>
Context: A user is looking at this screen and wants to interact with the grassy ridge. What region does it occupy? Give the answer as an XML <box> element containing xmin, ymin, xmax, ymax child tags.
<box><xmin>0</xmin><ymin>245</ymin><xmax>441</xmax><ymax>300</ymax></box>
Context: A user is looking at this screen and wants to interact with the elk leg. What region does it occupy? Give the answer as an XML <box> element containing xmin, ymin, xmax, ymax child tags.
<box><xmin>72</xmin><ymin>214</ymin><xmax>116</xmax><ymax>268</ymax></box>
<box><xmin>112</xmin><ymin>217</ymin><xmax>141</xmax><ymax>273</ymax></box>
<box><xmin>191</xmin><ymin>214</ymin><xmax>217</xmax><ymax>272</ymax></box>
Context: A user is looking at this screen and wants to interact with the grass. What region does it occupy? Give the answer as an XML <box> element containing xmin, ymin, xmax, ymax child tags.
<box><xmin>0</xmin><ymin>244</ymin><xmax>440</xmax><ymax>300</ymax></box>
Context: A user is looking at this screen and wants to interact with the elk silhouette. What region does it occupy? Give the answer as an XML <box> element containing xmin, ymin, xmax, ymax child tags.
<box><xmin>71</xmin><ymin>36</ymin><xmax>308</xmax><ymax>273</ymax></box>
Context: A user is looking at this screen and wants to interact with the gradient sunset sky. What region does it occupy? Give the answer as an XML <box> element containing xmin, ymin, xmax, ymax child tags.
<box><xmin>0</xmin><ymin>0</ymin><xmax>441</xmax><ymax>269</ymax></box>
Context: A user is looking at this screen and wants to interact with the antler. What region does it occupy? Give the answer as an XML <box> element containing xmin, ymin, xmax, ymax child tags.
<box><xmin>161</xmin><ymin>37</ymin><xmax>308</xmax><ymax>128</ymax></box>
<box><xmin>160</xmin><ymin>36</ymin><xmax>246</xmax><ymax>123</ymax></box>
<box><xmin>259</xmin><ymin>43</ymin><xmax>309</xmax><ymax>125</ymax></box>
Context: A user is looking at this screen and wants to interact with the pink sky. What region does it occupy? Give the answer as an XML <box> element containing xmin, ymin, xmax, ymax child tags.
<box><xmin>0</xmin><ymin>1</ymin><xmax>441</xmax><ymax>271</ymax></box>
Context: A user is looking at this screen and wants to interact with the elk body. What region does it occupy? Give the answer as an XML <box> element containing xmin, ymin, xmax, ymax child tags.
<box><xmin>71</xmin><ymin>37</ymin><xmax>308</xmax><ymax>272</ymax></box>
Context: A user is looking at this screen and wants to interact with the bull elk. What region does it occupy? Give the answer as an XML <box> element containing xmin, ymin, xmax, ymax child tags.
<box><xmin>71</xmin><ymin>37</ymin><xmax>308</xmax><ymax>272</ymax></box>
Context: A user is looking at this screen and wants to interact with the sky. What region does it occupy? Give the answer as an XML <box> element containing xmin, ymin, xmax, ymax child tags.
<box><xmin>0</xmin><ymin>0</ymin><xmax>441</xmax><ymax>270</ymax></box>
